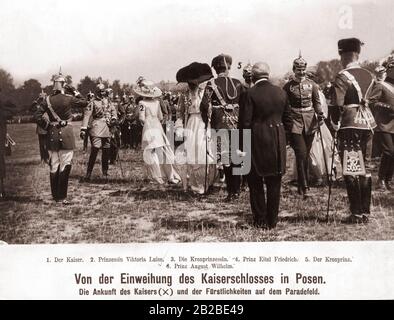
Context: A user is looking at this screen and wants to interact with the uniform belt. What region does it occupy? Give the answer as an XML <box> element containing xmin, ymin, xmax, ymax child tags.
<box><xmin>212</xmin><ymin>104</ymin><xmax>239</xmax><ymax>110</ymax></box>
<box><xmin>49</xmin><ymin>119</ymin><xmax>73</xmax><ymax>126</ymax></box>
<box><xmin>342</xmin><ymin>104</ymin><xmax>361</xmax><ymax>109</ymax></box>
<box><xmin>291</xmin><ymin>106</ymin><xmax>313</xmax><ymax>112</ymax></box>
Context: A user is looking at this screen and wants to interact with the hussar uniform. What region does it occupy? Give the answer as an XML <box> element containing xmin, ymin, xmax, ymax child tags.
<box><xmin>81</xmin><ymin>87</ymin><xmax>117</xmax><ymax>179</ymax></box>
<box><xmin>331</xmin><ymin>38</ymin><xmax>376</xmax><ymax>222</ymax></box>
<box><xmin>200</xmin><ymin>54</ymin><xmax>244</xmax><ymax>201</ymax></box>
<box><xmin>34</xmin><ymin>73</ymin><xmax>87</xmax><ymax>203</ymax></box>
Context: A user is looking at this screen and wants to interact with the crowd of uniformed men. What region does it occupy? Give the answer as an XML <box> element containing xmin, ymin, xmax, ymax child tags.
<box><xmin>1</xmin><ymin>37</ymin><xmax>393</xmax><ymax>229</ymax></box>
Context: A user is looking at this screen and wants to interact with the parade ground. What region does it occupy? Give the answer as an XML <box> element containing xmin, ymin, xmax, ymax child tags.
<box><xmin>0</xmin><ymin>122</ymin><xmax>393</xmax><ymax>243</ymax></box>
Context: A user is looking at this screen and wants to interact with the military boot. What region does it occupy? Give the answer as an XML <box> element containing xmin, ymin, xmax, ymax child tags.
<box><xmin>57</xmin><ymin>165</ymin><xmax>72</xmax><ymax>205</ymax></box>
<box><xmin>50</xmin><ymin>168</ymin><xmax>60</xmax><ymax>200</ymax></box>
<box><xmin>359</xmin><ymin>175</ymin><xmax>372</xmax><ymax>222</ymax></box>
<box><xmin>85</xmin><ymin>147</ymin><xmax>99</xmax><ymax>181</ymax></box>
<box><xmin>102</xmin><ymin>148</ymin><xmax>110</xmax><ymax>178</ymax></box>
<box><xmin>343</xmin><ymin>176</ymin><xmax>364</xmax><ymax>223</ymax></box>
<box><xmin>297</xmin><ymin>160</ymin><xmax>310</xmax><ymax>199</ymax></box>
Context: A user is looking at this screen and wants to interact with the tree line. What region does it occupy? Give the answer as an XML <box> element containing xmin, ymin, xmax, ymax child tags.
<box><xmin>1</xmin><ymin>51</ymin><xmax>392</xmax><ymax>117</ymax></box>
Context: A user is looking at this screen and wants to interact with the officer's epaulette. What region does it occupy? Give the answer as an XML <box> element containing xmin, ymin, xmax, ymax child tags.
<box><xmin>64</xmin><ymin>93</ymin><xmax>74</xmax><ymax>97</ymax></box>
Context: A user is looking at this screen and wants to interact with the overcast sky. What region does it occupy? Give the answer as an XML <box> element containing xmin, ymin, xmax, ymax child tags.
<box><xmin>0</xmin><ymin>0</ymin><xmax>393</xmax><ymax>86</ymax></box>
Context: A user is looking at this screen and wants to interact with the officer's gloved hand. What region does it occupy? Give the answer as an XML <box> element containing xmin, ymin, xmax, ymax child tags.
<box><xmin>80</xmin><ymin>129</ymin><xmax>87</xmax><ymax>140</ymax></box>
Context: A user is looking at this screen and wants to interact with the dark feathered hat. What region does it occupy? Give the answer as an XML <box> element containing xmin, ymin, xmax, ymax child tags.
<box><xmin>176</xmin><ymin>62</ymin><xmax>213</xmax><ymax>84</ymax></box>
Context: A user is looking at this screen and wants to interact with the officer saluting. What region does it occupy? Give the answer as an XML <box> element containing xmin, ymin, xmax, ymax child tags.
<box><xmin>34</xmin><ymin>70</ymin><xmax>87</xmax><ymax>204</ymax></box>
<box><xmin>81</xmin><ymin>83</ymin><xmax>117</xmax><ymax>181</ymax></box>
<box><xmin>283</xmin><ymin>53</ymin><xmax>324</xmax><ymax>199</ymax></box>
<box><xmin>331</xmin><ymin>38</ymin><xmax>377</xmax><ymax>223</ymax></box>
<box><xmin>200</xmin><ymin>53</ymin><xmax>244</xmax><ymax>201</ymax></box>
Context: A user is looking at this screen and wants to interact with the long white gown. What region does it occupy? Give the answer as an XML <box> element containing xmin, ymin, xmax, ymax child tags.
<box><xmin>174</xmin><ymin>85</ymin><xmax>217</xmax><ymax>194</ymax></box>
<box><xmin>139</xmin><ymin>98</ymin><xmax>180</xmax><ymax>184</ymax></box>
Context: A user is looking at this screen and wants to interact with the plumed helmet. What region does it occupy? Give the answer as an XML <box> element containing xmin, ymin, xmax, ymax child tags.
<box><xmin>293</xmin><ymin>52</ymin><xmax>307</xmax><ymax>70</ymax></box>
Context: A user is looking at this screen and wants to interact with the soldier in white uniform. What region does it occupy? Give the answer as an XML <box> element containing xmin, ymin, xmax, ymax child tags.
<box><xmin>80</xmin><ymin>84</ymin><xmax>117</xmax><ymax>180</ymax></box>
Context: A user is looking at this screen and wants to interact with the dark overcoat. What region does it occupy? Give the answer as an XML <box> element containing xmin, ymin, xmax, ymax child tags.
<box><xmin>242</xmin><ymin>80</ymin><xmax>292</xmax><ymax>177</ymax></box>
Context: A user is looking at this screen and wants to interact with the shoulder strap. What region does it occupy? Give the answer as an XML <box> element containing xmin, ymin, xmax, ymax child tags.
<box><xmin>209</xmin><ymin>79</ymin><xmax>227</xmax><ymax>106</ymax></box>
<box><xmin>46</xmin><ymin>96</ymin><xmax>62</xmax><ymax>122</ymax></box>
<box><xmin>341</xmin><ymin>70</ymin><xmax>375</xmax><ymax>101</ymax></box>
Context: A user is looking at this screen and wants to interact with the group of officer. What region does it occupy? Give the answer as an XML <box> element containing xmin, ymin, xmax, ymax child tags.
<box><xmin>30</xmin><ymin>37</ymin><xmax>393</xmax><ymax>229</ymax></box>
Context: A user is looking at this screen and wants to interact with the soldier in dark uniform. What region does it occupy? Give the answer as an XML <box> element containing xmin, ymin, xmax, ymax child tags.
<box><xmin>81</xmin><ymin>84</ymin><xmax>117</xmax><ymax>180</ymax></box>
<box><xmin>107</xmin><ymin>89</ymin><xmax>122</xmax><ymax>164</ymax></box>
<box><xmin>331</xmin><ymin>38</ymin><xmax>377</xmax><ymax>223</ymax></box>
<box><xmin>283</xmin><ymin>54</ymin><xmax>324</xmax><ymax>198</ymax></box>
<box><xmin>200</xmin><ymin>53</ymin><xmax>244</xmax><ymax>201</ymax></box>
<box><xmin>238</xmin><ymin>63</ymin><xmax>253</xmax><ymax>190</ymax></box>
<box><xmin>369</xmin><ymin>55</ymin><xmax>394</xmax><ymax>191</ymax></box>
<box><xmin>242</xmin><ymin>62</ymin><xmax>292</xmax><ymax>228</ymax></box>
<box><xmin>34</xmin><ymin>72</ymin><xmax>87</xmax><ymax>204</ymax></box>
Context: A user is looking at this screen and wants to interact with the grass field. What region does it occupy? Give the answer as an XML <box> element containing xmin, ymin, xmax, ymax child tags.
<box><xmin>0</xmin><ymin>122</ymin><xmax>393</xmax><ymax>243</ymax></box>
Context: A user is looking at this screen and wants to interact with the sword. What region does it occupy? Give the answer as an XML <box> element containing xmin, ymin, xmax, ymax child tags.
<box><xmin>326</xmin><ymin>130</ymin><xmax>338</xmax><ymax>222</ymax></box>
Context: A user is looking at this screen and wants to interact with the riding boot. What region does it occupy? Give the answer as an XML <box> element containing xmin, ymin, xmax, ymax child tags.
<box><xmin>344</xmin><ymin>175</ymin><xmax>362</xmax><ymax>216</ymax></box>
<box><xmin>57</xmin><ymin>165</ymin><xmax>72</xmax><ymax>201</ymax></box>
<box><xmin>86</xmin><ymin>147</ymin><xmax>99</xmax><ymax>180</ymax></box>
<box><xmin>385</xmin><ymin>157</ymin><xmax>394</xmax><ymax>190</ymax></box>
<box><xmin>377</xmin><ymin>154</ymin><xmax>390</xmax><ymax>191</ymax></box>
<box><xmin>102</xmin><ymin>148</ymin><xmax>110</xmax><ymax>177</ymax></box>
<box><xmin>50</xmin><ymin>168</ymin><xmax>60</xmax><ymax>200</ymax></box>
<box><xmin>296</xmin><ymin>160</ymin><xmax>309</xmax><ymax>199</ymax></box>
<box><xmin>359</xmin><ymin>175</ymin><xmax>372</xmax><ymax>216</ymax></box>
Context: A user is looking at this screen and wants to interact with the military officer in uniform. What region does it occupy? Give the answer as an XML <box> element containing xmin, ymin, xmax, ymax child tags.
<box><xmin>369</xmin><ymin>55</ymin><xmax>394</xmax><ymax>191</ymax></box>
<box><xmin>81</xmin><ymin>84</ymin><xmax>117</xmax><ymax>180</ymax></box>
<box><xmin>34</xmin><ymin>72</ymin><xmax>87</xmax><ymax>204</ymax></box>
<box><xmin>331</xmin><ymin>38</ymin><xmax>377</xmax><ymax>223</ymax></box>
<box><xmin>108</xmin><ymin>89</ymin><xmax>122</xmax><ymax>164</ymax></box>
<box><xmin>283</xmin><ymin>53</ymin><xmax>324</xmax><ymax>198</ymax></box>
<box><xmin>200</xmin><ymin>53</ymin><xmax>244</xmax><ymax>201</ymax></box>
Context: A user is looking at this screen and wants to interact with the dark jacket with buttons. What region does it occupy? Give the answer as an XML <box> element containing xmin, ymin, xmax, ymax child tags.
<box><xmin>369</xmin><ymin>77</ymin><xmax>394</xmax><ymax>134</ymax></box>
<box><xmin>242</xmin><ymin>80</ymin><xmax>292</xmax><ymax>177</ymax></box>
<box><xmin>34</xmin><ymin>92</ymin><xmax>87</xmax><ymax>151</ymax></box>
<box><xmin>283</xmin><ymin>77</ymin><xmax>323</xmax><ymax>135</ymax></box>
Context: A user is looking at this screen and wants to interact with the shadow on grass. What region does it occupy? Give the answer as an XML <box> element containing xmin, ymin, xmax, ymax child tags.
<box><xmin>159</xmin><ymin>218</ymin><xmax>230</xmax><ymax>231</ymax></box>
<box><xmin>0</xmin><ymin>194</ymin><xmax>43</xmax><ymax>204</ymax></box>
<box><xmin>279</xmin><ymin>212</ymin><xmax>340</xmax><ymax>224</ymax></box>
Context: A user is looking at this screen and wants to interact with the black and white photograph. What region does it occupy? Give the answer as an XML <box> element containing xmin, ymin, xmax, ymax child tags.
<box><xmin>0</xmin><ymin>0</ymin><xmax>393</xmax><ymax>301</ymax></box>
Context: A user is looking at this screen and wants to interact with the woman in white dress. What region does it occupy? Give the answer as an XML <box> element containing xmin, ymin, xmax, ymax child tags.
<box><xmin>134</xmin><ymin>78</ymin><xmax>180</xmax><ymax>185</ymax></box>
<box><xmin>174</xmin><ymin>62</ymin><xmax>217</xmax><ymax>194</ymax></box>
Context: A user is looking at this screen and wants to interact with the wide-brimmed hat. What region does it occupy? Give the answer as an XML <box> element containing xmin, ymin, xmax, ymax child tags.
<box><xmin>176</xmin><ymin>62</ymin><xmax>213</xmax><ymax>84</ymax></box>
<box><xmin>133</xmin><ymin>79</ymin><xmax>162</xmax><ymax>98</ymax></box>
